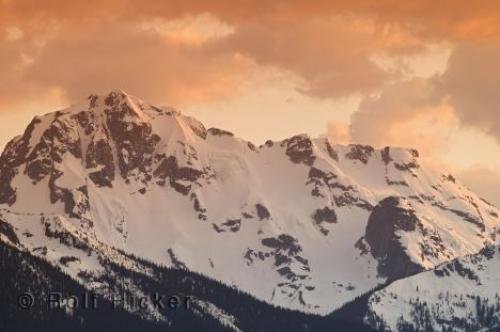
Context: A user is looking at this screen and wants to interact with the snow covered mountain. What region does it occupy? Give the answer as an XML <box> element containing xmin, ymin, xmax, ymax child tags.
<box><xmin>0</xmin><ymin>90</ymin><xmax>498</xmax><ymax>331</ymax></box>
<box><xmin>364</xmin><ymin>243</ymin><xmax>500</xmax><ymax>331</ymax></box>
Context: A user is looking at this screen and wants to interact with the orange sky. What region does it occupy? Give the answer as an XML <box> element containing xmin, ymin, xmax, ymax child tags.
<box><xmin>1</xmin><ymin>0</ymin><xmax>499</xmax><ymax>205</ymax></box>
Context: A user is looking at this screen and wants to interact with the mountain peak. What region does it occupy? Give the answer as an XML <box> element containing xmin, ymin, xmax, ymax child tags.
<box><xmin>84</xmin><ymin>89</ymin><xmax>143</xmax><ymax>115</ymax></box>
<box><xmin>0</xmin><ymin>91</ymin><xmax>498</xmax><ymax>319</ymax></box>
<box><xmin>88</xmin><ymin>89</ymin><xmax>129</xmax><ymax>102</ymax></box>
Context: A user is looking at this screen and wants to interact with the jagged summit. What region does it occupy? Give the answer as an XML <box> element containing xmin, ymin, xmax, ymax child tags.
<box><xmin>0</xmin><ymin>92</ymin><xmax>498</xmax><ymax>322</ymax></box>
<box><xmin>12</xmin><ymin>90</ymin><xmax>425</xmax><ymax>169</ymax></box>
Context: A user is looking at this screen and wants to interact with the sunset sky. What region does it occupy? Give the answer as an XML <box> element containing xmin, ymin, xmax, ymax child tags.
<box><xmin>1</xmin><ymin>0</ymin><xmax>499</xmax><ymax>205</ymax></box>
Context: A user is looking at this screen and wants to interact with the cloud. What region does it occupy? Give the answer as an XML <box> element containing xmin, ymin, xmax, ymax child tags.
<box><xmin>349</xmin><ymin>78</ymin><xmax>453</xmax><ymax>151</ymax></box>
<box><xmin>439</xmin><ymin>43</ymin><xmax>500</xmax><ymax>143</ymax></box>
<box><xmin>6</xmin><ymin>0</ymin><xmax>499</xmax><ymax>108</ymax></box>
<box><xmin>0</xmin><ymin>6</ymin><xmax>392</xmax><ymax>106</ymax></box>
<box><xmin>459</xmin><ymin>165</ymin><xmax>500</xmax><ymax>208</ymax></box>
<box><xmin>1</xmin><ymin>0</ymin><xmax>500</xmax><ymax>150</ymax></box>
<box><xmin>212</xmin><ymin>16</ymin><xmax>389</xmax><ymax>98</ymax></box>
<box><xmin>327</xmin><ymin>120</ymin><xmax>351</xmax><ymax>145</ymax></box>
<box><xmin>349</xmin><ymin>41</ymin><xmax>500</xmax><ymax>153</ymax></box>
<box><xmin>0</xmin><ymin>19</ymin><xmax>253</xmax><ymax>107</ymax></box>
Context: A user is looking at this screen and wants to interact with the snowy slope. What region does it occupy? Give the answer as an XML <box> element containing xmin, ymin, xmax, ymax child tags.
<box><xmin>0</xmin><ymin>90</ymin><xmax>498</xmax><ymax>316</ymax></box>
<box><xmin>364</xmin><ymin>244</ymin><xmax>500</xmax><ymax>331</ymax></box>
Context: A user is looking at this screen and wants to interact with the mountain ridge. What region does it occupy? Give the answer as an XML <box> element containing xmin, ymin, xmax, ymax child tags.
<box><xmin>0</xmin><ymin>90</ymin><xmax>498</xmax><ymax>331</ymax></box>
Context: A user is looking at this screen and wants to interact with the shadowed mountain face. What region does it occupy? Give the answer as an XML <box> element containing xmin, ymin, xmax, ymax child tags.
<box><xmin>0</xmin><ymin>228</ymin><xmax>375</xmax><ymax>332</ymax></box>
<box><xmin>0</xmin><ymin>91</ymin><xmax>499</xmax><ymax>331</ymax></box>
<box><xmin>364</xmin><ymin>196</ymin><xmax>424</xmax><ymax>281</ymax></box>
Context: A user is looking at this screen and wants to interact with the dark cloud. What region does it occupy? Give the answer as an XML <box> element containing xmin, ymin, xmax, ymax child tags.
<box><xmin>349</xmin><ymin>42</ymin><xmax>500</xmax><ymax>150</ymax></box>
<box><xmin>3</xmin><ymin>0</ymin><xmax>499</xmax><ymax>104</ymax></box>
<box><xmin>440</xmin><ymin>43</ymin><xmax>500</xmax><ymax>143</ymax></box>
<box><xmin>211</xmin><ymin>16</ymin><xmax>389</xmax><ymax>98</ymax></box>
<box><xmin>1</xmin><ymin>0</ymin><xmax>500</xmax><ymax>148</ymax></box>
<box><xmin>23</xmin><ymin>23</ymin><xmax>250</xmax><ymax>105</ymax></box>
<box><xmin>349</xmin><ymin>78</ymin><xmax>445</xmax><ymax>146</ymax></box>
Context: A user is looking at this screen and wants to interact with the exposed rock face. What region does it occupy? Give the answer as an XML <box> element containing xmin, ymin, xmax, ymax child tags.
<box><xmin>105</xmin><ymin>102</ymin><xmax>160</xmax><ymax>182</ymax></box>
<box><xmin>0</xmin><ymin>91</ymin><xmax>211</xmax><ymax>215</ymax></box>
<box><xmin>307</xmin><ymin>167</ymin><xmax>337</xmax><ymax>198</ymax></box>
<box><xmin>0</xmin><ymin>113</ymin><xmax>82</xmax><ymax>205</ymax></box>
<box><xmin>86</xmin><ymin>139</ymin><xmax>115</xmax><ymax>187</ymax></box>
<box><xmin>345</xmin><ymin>144</ymin><xmax>374</xmax><ymax>164</ymax></box>
<box><xmin>261</xmin><ymin>234</ymin><xmax>302</xmax><ymax>255</ymax></box>
<box><xmin>154</xmin><ymin>156</ymin><xmax>203</xmax><ymax>195</ymax></box>
<box><xmin>0</xmin><ymin>219</ymin><xmax>19</xmax><ymax>245</ymax></box>
<box><xmin>212</xmin><ymin>219</ymin><xmax>242</xmax><ymax>233</ymax></box>
<box><xmin>432</xmin><ymin>199</ymin><xmax>485</xmax><ymax>232</ymax></box>
<box><xmin>364</xmin><ymin>196</ymin><xmax>424</xmax><ymax>281</ymax></box>
<box><xmin>433</xmin><ymin>259</ymin><xmax>481</xmax><ymax>283</ymax></box>
<box><xmin>256</xmin><ymin>203</ymin><xmax>271</xmax><ymax>220</ymax></box>
<box><xmin>0</xmin><ymin>142</ymin><xmax>21</xmax><ymax>205</ymax></box>
<box><xmin>306</xmin><ymin>165</ymin><xmax>372</xmax><ymax>212</ymax></box>
<box><xmin>383</xmin><ymin>147</ymin><xmax>421</xmax><ymax>188</ymax></box>
<box><xmin>312</xmin><ymin>207</ymin><xmax>337</xmax><ymax>235</ymax></box>
<box><xmin>325</xmin><ymin>141</ymin><xmax>339</xmax><ymax>161</ymax></box>
<box><xmin>393</xmin><ymin>149</ymin><xmax>419</xmax><ymax>172</ymax></box>
<box><xmin>245</xmin><ymin>234</ymin><xmax>308</xmax><ymax>272</ymax></box>
<box><xmin>416</xmin><ymin>192</ymin><xmax>486</xmax><ymax>232</ymax></box>
<box><xmin>207</xmin><ymin>127</ymin><xmax>234</xmax><ymax>137</ymax></box>
<box><xmin>282</xmin><ymin>134</ymin><xmax>316</xmax><ymax>165</ymax></box>
<box><xmin>381</xmin><ymin>146</ymin><xmax>392</xmax><ymax>165</ymax></box>
<box><xmin>244</xmin><ymin>233</ymin><xmax>313</xmax><ymax>306</ymax></box>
